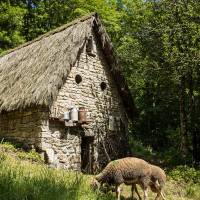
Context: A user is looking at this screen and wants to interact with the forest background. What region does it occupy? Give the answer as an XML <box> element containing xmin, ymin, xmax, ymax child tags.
<box><xmin>0</xmin><ymin>0</ymin><xmax>200</xmax><ymax>167</ymax></box>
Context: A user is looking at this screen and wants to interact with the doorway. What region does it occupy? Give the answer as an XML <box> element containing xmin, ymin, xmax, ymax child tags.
<box><xmin>81</xmin><ymin>136</ymin><xmax>94</xmax><ymax>174</ymax></box>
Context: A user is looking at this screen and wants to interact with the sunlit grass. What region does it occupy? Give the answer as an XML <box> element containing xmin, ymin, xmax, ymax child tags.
<box><xmin>120</xmin><ymin>180</ymin><xmax>200</xmax><ymax>200</ymax></box>
<box><xmin>0</xmin><ymin>143</ymin><xmax>199</xmax><ymax>200</ymax></box>
<box><xmin>0</xmin><ymin>152</ymin><xmax>115</xmax><ymax>200</ymax></box>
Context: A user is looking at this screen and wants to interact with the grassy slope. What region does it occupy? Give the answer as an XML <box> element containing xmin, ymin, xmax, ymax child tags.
<box><xmin>0</xmin><ymin>143</ymin><xmax>199</xmax><ymax>200</ymax></box>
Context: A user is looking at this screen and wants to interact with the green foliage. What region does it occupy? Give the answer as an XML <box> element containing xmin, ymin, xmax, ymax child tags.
<box><xmin>128</xmin><ymin>137</ymin><xmax>155</xmax><ymax>161</ymax></box>
<box><xmin>0</xmin><ymin>152</ymin><xmax>6</xmax><ymax>162</ymax></box>
<box><xmin>59</xmin><ymin>0</ymin><xmax>124</xmax><ymax>43</ymax></box>
<box><xmin>169</xmin><ymin>165</ymin><xmax>200</xmax><ymax>184</ymax></box>
<box><xmin>129</xmin><ymin>136</ymin><xmax>193</xmax><ymax>167</ymax></box>
<box><xmin>17</xmin><ymin>150</ymin><xmax>44</xmax><ymax>163</ymax></box>
<box><xmin>0</xmin><ymin>141</ymin><xmax>17</xmax><ymax>152</ymax></box>
<box><xmin>122</xmin><ymin>0</ymin><xmax>200</xmax><ymax>163</ymax></box>
<box><xmin>157</xmin><ymin>148</ymin><xmax>191</xmax><ymax>167</ymax></box>
<box><xmin>185</xmin><ymin>183</ymin><xmax>200</xmax><ymax>199</ymax></box>
<box><xmin>0</xmin><ymin>1</ymin><xmax>26</xmax><ymax>53</ymax></box>
<box><xmin>0</xmin><ymin>142</ymin><xmax>44</xmax><ymax>163</ymax></box>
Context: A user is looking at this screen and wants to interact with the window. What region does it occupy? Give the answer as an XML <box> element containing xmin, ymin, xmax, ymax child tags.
<box><xmin>75</xmin><ymin>74</ymin><xmax>82</xmax><ymax>84</ymax></box>
<box><xmin>100</xmin><ymin>82</ymin><xmax>107</xmax><ymax>91</ymax></box>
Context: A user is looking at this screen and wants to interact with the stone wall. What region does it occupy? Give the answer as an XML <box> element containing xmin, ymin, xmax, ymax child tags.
<box><xmin>0</xmin><ymin>107</ymin><xmax>48</xmax><ymax>149</ymax></box>
<box><xmin>40</xmin><ymin>119</ymin><xmax>82</xmax><ymax>170</ymax></box>
<box><xmin>47</xmin><ymin>31</ymin><xmax>129</xmax><ymax>171</ymax></box>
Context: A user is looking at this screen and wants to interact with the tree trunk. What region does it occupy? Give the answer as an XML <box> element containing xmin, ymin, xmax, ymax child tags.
<box><xmin>192</xmin><ymin>127</ymin><xmax>200</xmax><ymax>166</ymax></box>
<box><xmin>187</xmin><ymin>73</ymin><xmax>193</xmax><ymax>151</ymax></box>
<box><xmin>192</xmin><ymin>96</ymin><xmax>200</xmax><ymax>166</ymax></box>
<box><xmin>187</xmin><ymin>72</ymin><xmax>200</xmax><ymax>166</ymax></box>
<box><xmin>179</xmin><ymin>76</ymin><xmax>188</xmax><ymax>156</ymax></box>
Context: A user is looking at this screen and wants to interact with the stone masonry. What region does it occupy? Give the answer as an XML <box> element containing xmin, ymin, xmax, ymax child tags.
<box><xmin>0</xmin><ymin>107</ymin><xmax>48</xmax><ymax>149</ymax></box>
<box><xmin>0</xmin><ymin>32</ymin><xmax>129</xmax><ymax>172</ymax></box>
<box><xmin>46</xmin><ymin>32</ymin><xmax>129</xmax><ymax>171</ymax></box>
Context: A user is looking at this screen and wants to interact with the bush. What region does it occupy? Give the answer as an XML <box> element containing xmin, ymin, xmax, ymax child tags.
<box><xmin>0</xmin><ymin>142</ymin><xmax>17</xmax><ymax>152</ymax></box>
<box><xmin>0</xmin><ymin>142</ymin><xmax>44</xmax><ymax>163</ymax></box>
<box><xmin>17</xmin><ymin>150</ymin><xmax>44</xmax><ymax>163</ymax></box>
<box><xmin>129</xmin><ymin>138</ymin><xmax>155</xmax><ymax>161</ymax></box>
<box><xmin>168</xmin><ymin>165</ymin><xmax>200</xmax><ymax>184</ymax></box>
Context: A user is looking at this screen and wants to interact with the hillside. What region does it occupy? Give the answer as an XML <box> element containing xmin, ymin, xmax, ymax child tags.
<box><xmin>0</xmin><ymin>142</ymin><xmax>199</xmax><ymax>200</ymax></box>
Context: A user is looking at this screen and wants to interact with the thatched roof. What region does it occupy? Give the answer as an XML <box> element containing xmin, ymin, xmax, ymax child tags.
<box><xmin>0</xmin><ymin>13</ymin><xmax>135</xmax><ymax>119</ymax></box>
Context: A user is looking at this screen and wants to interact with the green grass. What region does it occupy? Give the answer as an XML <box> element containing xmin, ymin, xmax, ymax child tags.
<box><xmin>0</xmin><ymin>150</ymin><xmax>115</xmax><ymax>200</ymax></box>
<box><xmin>0</xmin><ymin>143</ymin><xmax>200</xmax><ymax>200</ymax></box>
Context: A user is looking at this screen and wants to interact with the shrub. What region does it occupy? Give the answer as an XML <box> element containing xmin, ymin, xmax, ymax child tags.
<box><xmin>17</xmin><ymin>150</ymin><xmax>44</xmax><ymax>163</ymax></box>
<box><xmin>128</xmin><ymin>138</ymin><xmax>155</xmax><ymax>161</ymax></box>
<box><xmin>168</xmin><ymin>165</ymin><xmax>200</xmax><ymax>184</ymax></box>
<box><xmin>0</xmin><ymin>141</ymin><xmax>44</xmax><ymax>163</ymax></box>
<box><xmin>0</xmin><ymin>142</ymin><xmax>17</xmax><ymax>152</ymax></box>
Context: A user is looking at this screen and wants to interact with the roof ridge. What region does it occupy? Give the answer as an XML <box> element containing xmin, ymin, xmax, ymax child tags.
<box><xmin>0</xmin><ymin>12</ymin><xmax>97</xmax><ymax>57</ymax></box>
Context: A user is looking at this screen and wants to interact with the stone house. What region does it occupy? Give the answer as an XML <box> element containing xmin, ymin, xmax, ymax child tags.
<box><xmin>0</xmin><ymin>13</ymin><xmax>135</xmax><ymax>172</ymax></box>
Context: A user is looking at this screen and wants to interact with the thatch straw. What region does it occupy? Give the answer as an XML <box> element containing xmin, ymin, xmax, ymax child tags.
<box><xmin>0</xmin><ymin>13</ymin><xmax>135</xmax><ymax>119</ymax></box>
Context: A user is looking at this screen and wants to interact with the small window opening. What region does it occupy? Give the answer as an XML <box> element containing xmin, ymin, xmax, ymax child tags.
<box><xmin>100</xmin><ymin>82</ymin><xmax>107</xmax><ymax>91</ymax></box>
<box><xmin>75</xmin><ymin>74</ymin><xmax>82</xmax><ymax>84</ymax></box>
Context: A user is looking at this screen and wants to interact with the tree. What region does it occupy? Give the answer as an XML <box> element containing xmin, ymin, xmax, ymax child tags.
<box><xmin>0</xmin><ymin>1</ymin><xmax>26</xmax><ymax>53</ymax></box>
<box><xmin>137</xmin><ymin>0</ymin><xmax>200</xmax><ymax>163</ymax></box>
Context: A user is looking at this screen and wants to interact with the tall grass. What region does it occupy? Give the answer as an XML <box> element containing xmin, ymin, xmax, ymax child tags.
<box><xmin>0</xmin><ymin>142</ymin><xmax>200</xmax><ymax>200</ymax></box>
<box><xmin>0</xmin><ymin>152</ymin><xmax>114</xmax><ymax>200</ymax></box>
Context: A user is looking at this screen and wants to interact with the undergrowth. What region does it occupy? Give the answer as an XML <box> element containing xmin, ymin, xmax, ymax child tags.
<box><xmin>0</xmin><ymin>141</ymin><xmax>44</xmax><ymax>163</ymax></box>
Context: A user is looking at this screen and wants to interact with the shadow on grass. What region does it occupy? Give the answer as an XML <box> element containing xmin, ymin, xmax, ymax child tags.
<box><xmin>0</xmin><ymin>158</ymin><xmax>88</xmax><ymax>200</ymax></box>
<box><xmin>0</xmin><ymin>170</ymin><xmax>85</xmax><ymax>200</ymax></box>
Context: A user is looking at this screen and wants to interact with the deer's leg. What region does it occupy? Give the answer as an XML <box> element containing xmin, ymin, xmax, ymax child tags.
<box><xmin>140</xmin><ymin>177</ymin><xmax>149</xmax><ymax>200</ymax></box>
<box><xmin>155</xmin><ymin>192</ymin><xmax>161</xmax><ymax>200</ymax></box>
<box><xmin>131</xmin><ymin>184</ymin><xmax>134</xmax><ymax>199</ymax></box>
<box><xmin>152</xmin><ymin>180</ymin><xmax>166</xmax><ymax>200</ymax></box>
<box><xmin>155</xmin><ymin>190</ymin><xmax>166</xmax><ymax>200</ymax></box>
<box><xmin>116</xmin><ymin>184</ymin><xmax>123</xmax><ymax>200</ymax></box>
<box><xmin>161</xmin><ymin>191</ymin><xmax>166</xmax><ymax>200</ymax></box>
<box><xmin>133</xmin><ymin>184</ymin><xmax>142</xmax><ymax>200</ymax></box>
<box><xmin>143</xmin><ymin>187</ymin><xmax>148</xmax><ymax>200</ymax></box>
